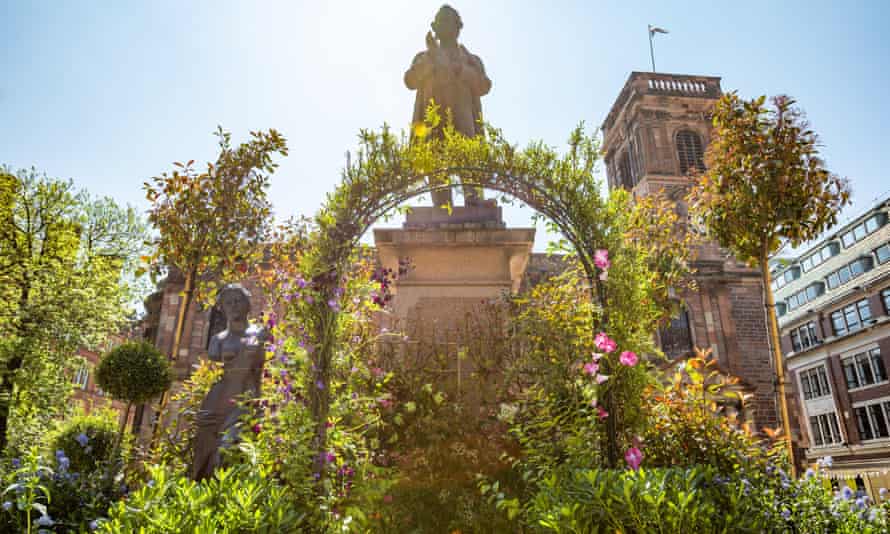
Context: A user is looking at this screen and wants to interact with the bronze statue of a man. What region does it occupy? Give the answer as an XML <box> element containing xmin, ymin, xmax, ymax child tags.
<box><xmin>405</xmin><ymin>4</ymin><xmax>491</xmax><ymax>207</ymax></box>
<box><xmin>191</xmin><ymin>284</ymin><xmax>267</xmax><ymax>481</ymax></box>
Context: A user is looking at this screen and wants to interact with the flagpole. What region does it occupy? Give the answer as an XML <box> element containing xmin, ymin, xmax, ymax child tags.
<box><xmin>648</xmin><ymin>25</ymin><xmax>656</xmax><ymax>72</ymax></box>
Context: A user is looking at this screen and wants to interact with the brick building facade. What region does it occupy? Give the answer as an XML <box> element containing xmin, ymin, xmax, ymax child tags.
<box><xmin>775</xmin><ymin>196</ymin><xmax>890</xmax><ymax>494</ymax></box>
<box><xmin>601</xmin><ymin>71</ymin><xmax>778</xmax><ymax>433</ymax></box>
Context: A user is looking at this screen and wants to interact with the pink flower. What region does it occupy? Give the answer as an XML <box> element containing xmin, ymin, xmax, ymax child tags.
<box><xmin>252</xmin><ymin>423</ymin><xmax>262</xmax><ymax>434</ymax></box>
<box><xmin>582</xmin><ymin>362</ymin><xmax>599</xmax><ymax>375</ymax></box>
<box><xmin>619</xmin><ymin>351</ymin><xmax>639</xmax><ymax>367</ymax></box>
<box><xmin>594</xmin><ymin>249</ymin><xmax>610</xmax><ymax>270</ymax></box>
<box><xmin>599</xmin><ymin>270</ymin><xmax>608</xmax><ymax>282</ymax></box>
<box><xmin>594</xmin><ymin>332</ymin><xmax>617</xmax><ymax>353</ymax></box>
<box><xmin>596</xmin><ymin>406</ymin><xmax>609</xmax><ymax>420</ymax></box>
<box><xmin>595</xmin><ymin>374</ymin><xmax>609</xmax><ymax>384</ymax></box>
<box><xmin>592</xmin><ymin>352</ymin><xmax>603</xmax><ymax>362</ymax></box>
<box><xmin>625</xmin><ymin>447</ymin><xmax>643</xmax><ymax>470</ymax></box>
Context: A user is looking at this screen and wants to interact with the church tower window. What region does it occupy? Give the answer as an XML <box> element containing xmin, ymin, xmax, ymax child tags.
<box><xmin>676</xmin><ymin>129</ymin><xmax>705</xmax><ymax>174</ymax></box>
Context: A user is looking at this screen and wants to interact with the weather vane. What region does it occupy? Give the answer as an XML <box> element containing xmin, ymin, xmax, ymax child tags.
<box><xmin>648</xmin><ymin>24</ymin><xmax>669</xmax><ymax>72</ymax></box>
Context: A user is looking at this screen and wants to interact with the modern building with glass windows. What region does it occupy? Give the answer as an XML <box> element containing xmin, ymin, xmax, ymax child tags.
<box><xmin>774</xmin><ymin>195</ymin><xmax>890</xmax><ymax>493</ymax></box>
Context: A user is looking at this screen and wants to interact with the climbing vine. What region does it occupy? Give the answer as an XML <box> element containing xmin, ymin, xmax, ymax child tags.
<box><xmin>281</xmin><ymin>112</ymin><xmax>692</xmax><ymax>471</ymax></box>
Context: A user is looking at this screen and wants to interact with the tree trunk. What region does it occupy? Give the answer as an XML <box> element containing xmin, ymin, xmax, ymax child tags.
<box><xmin>760</xmin><ymin>245</ymin><xmax>797</xmax><ymax>477</ymax></box>
<box><xmin>0</xmin><ymin>356</ymin><xmax>22</xmax><ymax>452</ymax></box>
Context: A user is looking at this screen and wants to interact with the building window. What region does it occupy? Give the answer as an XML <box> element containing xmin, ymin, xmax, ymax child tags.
<box><xmin>800</xmin><ymin>366</ymin><xmax>831</xmax><ymax>400</ymax></box>
<box><xmin>73</xmin><ymin>363</ymin><xmax>90</xmax><ymax>390</ymax></box>
<box><xmin>826</xmin><ymin>257</ymin><xmax>873</xmax><ymax>290</ymax></box>
<box><xmin>855</xmin><ymin>401</ymin><xmax>890</xmax><ymax>441</ymax></box>
<box><xmin>883</xmin><ymin>288</ymin><xmax>890</xmax><ymax>313</ymax></box>
<box><xmin>772</xmin><ymin>266</ymin><xmax>801</xmax><ymax>291</ymax></box>
<box><xmin>809</xmin><ymin>412</ymin><xmax>843</xmax><ymax>446</ymax></box>
<box><xmin>676</xmin><ymin>130</ymin><xmax>704</xmax><ymax>175</ymax></box>
<box><xmin>787</xmin><ymin>282</ymin><xmax>824</xmax><ymax>311</ymax></box>
<box><xmin>790</xmin><ymin>322</ymin><xmax>819</xmax><ymax>352</ymax></box>
<box><xmin>659</xmin><ymin>309</ymin><xmax>693</xmax><ymax>359</ymax></box>
<box><xmin>618</xmin><ymin>151</ymin><xmax>634</xmax><ymax>189</ymax></box>
<box><xmin>831</xmin><ymin>299</ymin><xmax>872</xmax><ymax>336</ymax></box>
<box><xmin>841</xmin><ymin>213</ymin><xmax>887</xmax><ymax>248</ymax></box>
<box><xmin>842</xmin><ymin>348</ymin><xmax>887</xmax><ymax>390</ymax></box>
<box><xmin>876</xmin><ymin>243</ymin><xmax>890</xmax><ymax>265</ymax></box>
<box><xmin>801</xmin><ymin>242</ymin><xmax>840</xmax><ymax>273</ymax></box>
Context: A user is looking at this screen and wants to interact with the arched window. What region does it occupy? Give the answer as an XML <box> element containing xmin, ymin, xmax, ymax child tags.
<box><xmin>659</xmin><ymin>309</ymin><xmax>694</xmax><ymax>359</ymax></box>
<box><xmin>676</xmin><ymin>130</ymin><xmax>705</xmax><ymax>175</ymax></box>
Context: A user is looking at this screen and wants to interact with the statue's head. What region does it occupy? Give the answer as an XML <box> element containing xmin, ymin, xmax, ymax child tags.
<box><xmin>217</xmin><ymin>283</ymin><xmax>251</xmax><ymax>322</ymax></box>
<box><xmin>432</xmin><ymin>4</ymin><xmax>462</xmax><ymax>42</ymax></box>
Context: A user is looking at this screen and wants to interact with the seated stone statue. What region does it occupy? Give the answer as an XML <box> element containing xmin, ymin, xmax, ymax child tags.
<box><xmin>191</xmin><ymin>283</ymin><xmax>267</xmax><ymax>481</ymax></box>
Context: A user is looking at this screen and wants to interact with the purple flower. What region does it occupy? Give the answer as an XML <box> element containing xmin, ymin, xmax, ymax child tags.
<box><xmin>327</xmin><ymin>299</ymin><xmax>340</xmax><ymax>311</ymax></box>
<box><xmin>594</xmin><ymin>249</ymin><xmax>610</xmax><ymax>270</ymax></box>
<box><xmin>619</xmin><ymin>351</ymin><xmax>638</xmax><ymax>367</ymax></box>
<box><xmin>89</xmin><ymin>520</ymin><xmax>100</xmax><ymax>531</ymax></box>
<box><xmin>75</xmin><ymin>432</ymin><xmax>89</xmax><ymax>447</ymax></box>
<box><xmin>11</xmin><ymin>458</ymin><xmax>20</xmax><ymax>469</ymax></box>
<box><xmin>2</xmin><ymin>501</ymin><xmax>11</xmax><ymax>511</ymax></box>
<box><xmin>325</xmin><ymin>452</ymin><xmax>336</xmax><ymax>464</ymax></box>
<box><xmin>880</xmin><ymin>487</ymin><xmax>888</xmax><ymax>499</ymax></box>
<box><xmin>781</xmin><ymin>509</ymin><xmax>791</xmax><ymax>520</ymax></box>
<box><xmin>840</xmin><ymin>486</ymin><xmax>854</xmax><ymax>500</ymax></box>
<box><xmin>315</xmin><ymin>380</ymin><xmax>325</xmax><ymax>390</ymax></box>
<box><xmin>36</xmin><ymin>514</ymin><xmax>54</xmax><ymax>526</ymax></box>
<box><xmin>594</xmin><ymin>332</ymin><xmax>617</xmax><ymax>353</ymax></box>
<box><xmin>804</xmin><ymin>468</ymin><xmax>815</xmax><ymax>479</ymax></box>
<box><xmin>624</xmin><ymin>447</ymin><xmax>643</xmax><ymax>470</ymax></box>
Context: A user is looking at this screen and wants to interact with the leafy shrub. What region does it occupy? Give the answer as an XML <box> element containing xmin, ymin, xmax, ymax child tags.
<box><xmin>152</xmin><ymin>359</ymin><xmax>222</xmax><ymax>474</ymax></box>
<box><xmin>97</xmin><ymin>462</ymin><xmax>314</xmax><ymax>533</ymax></box>
<box><xmin>96</xmin><ymin>340</ymin><xmax>173</xmax><ymax>410</ymax></box>
<box><xmin>642</xmin><ymin>351</ymin><xmax>780</xmax><ymax>475</ymax></box>
<box><xmin>1</xmin><ymin>445</ymin><xmax>125</xmax><ymax>533</ymax></box>
<box><xmin>49</xmin><ymin>411</ymin><xmax>118</xmax><ymax>473</ymax></box>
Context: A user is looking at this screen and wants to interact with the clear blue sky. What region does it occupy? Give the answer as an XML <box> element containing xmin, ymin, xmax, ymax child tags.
<box><xmin>3</xmin><ymin>1</ymin><xmax>889</xmax><ymax>250</ymax></box>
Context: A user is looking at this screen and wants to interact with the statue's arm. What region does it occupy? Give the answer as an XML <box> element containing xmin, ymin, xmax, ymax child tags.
<box><xmin>461</xmin><ymin>52</ymin><xmax>491</xmax><ymax>97</ymax></box>
<box><xmin>405</xmin><ymin>52</ymin><xmax>433</xmax><ymax>90</ymax></box>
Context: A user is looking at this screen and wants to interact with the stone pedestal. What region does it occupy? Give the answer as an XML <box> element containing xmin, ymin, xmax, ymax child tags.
<box><xmin>373</xmin><ymin>206</ymin><xmax>534</xmax><ymax>333</ymax></box>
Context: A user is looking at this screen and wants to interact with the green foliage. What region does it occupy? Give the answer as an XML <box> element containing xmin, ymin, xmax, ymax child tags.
<box><xmin>690</xmin><ymin>93</ymin><xmax>851</xmax><ymax>262</ymax></box>
<box><xmin>294</xmin><ymin>108</ymin><xmax>692</xmax><ymax>472</ymax></box>
<box><xmin>642</xmin><ymin>351</ymin><xmax>780</xmax><ymax>474</ymax></box>
<box><xmin>143</xmin><ymin>127</ymin><xmax>287</xmax><ymax>306</ymax></box>
<box><xmin>49</xmin><ymin>411</ymin><xmax>118</xmax><ymax>473</ymax></box>
<box><xmin>96</xmin><ymin>340</ymin><xmax>173</xmax><ymax>406</ymax></box>
<box><xmin>98</xmin><ymin>462</ymin><xmax>313</xmax><ymax>534</ymax></box>
<box><xmin>152</xmin><ymin>359</ymin><xmax>223</xmax><ymax>473</ymax></box>
<box><xmin>689</xmin><ymin>92</ymin><xmax>852</xmax><ymax>471</ymax></box>
<box><xmin>529</xmin><ymin>465</ymin><xmax>767</xmax><ymax>533</ymax></box>
<box><xmin>1</xmin><ymin>441</ymin><xmax>126</xmax><ymax>533</ymax></box>
<box><xmin>0</xmin><ymin>167</ymin><xmax>150</xmax><ymax>453</ymax></box>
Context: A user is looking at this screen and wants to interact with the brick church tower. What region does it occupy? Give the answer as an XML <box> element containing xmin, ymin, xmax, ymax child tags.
<box><xmin>601</xmin><ymin>72</ymin><xmax>780</xmax><ymax>433</ymax></box>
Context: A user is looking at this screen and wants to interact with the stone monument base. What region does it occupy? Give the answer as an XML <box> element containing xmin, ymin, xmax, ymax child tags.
<box><xmin>374</xmin><ymin>210</ymin><xmax>534</xmax><ymax>333</ymax></box>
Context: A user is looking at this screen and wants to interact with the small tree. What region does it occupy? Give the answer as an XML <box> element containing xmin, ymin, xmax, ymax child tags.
<box><xmin>96</xmin><ymin>341</ymin><xmax>173</xmax><ymax>437</ymax></box>
<box><xmin>0</xmin><ymin>168</ymin><xmax>149</xmax><ymax>452</ymax></box>
<box><xmin>689</xmin><ymin>93</ymin><xmax>851</xmax><ymax>474</ymax></box>
<box><xmin>143</xmin><ymin>127</ymin><xmax>287</xmax><ymax>438</ymax></box>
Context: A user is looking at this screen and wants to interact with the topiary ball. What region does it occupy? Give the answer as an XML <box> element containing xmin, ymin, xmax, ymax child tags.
<box><xmin>50</xmin><ymin>413</ymin><xmax>118</xmax><ymax>473</ymax></box>
<box><xmin>96</xmin><ymin>340</ymin><xmax>173</xmax><ymax>406</ymax></box>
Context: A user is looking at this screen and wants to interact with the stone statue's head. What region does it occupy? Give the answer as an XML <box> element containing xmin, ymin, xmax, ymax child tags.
<box><xmin>432</xmin><ymin>4</ymin><xmax>462</xmax><ymax>42</ymax></box>
<box><xmin>217</xmin><ymin>283</ymin><xmax>251</xmax><ymax>322</ymax></box>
